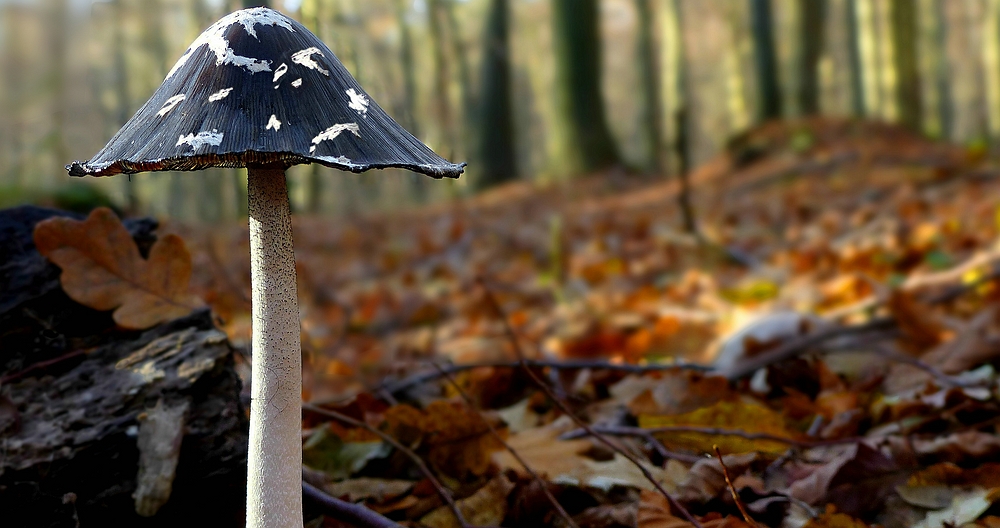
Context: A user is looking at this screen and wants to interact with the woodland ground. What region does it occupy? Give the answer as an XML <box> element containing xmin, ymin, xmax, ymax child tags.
<box><xmin>169</xmin><ymin>117</ymin><xmax>1000</xmax><ymax>527</ymax></box>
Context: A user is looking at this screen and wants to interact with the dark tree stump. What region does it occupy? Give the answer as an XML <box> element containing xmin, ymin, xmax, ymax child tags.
<box><xmin>0</xmin><ymin>206</ymin><xmax>248</xmax><ymax>527</ymax></box>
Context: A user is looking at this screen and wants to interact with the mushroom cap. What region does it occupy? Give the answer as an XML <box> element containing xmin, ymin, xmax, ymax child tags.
<box><xmin>68</xmin><ymin>8</ymin><xmax>464</xmax><ymax>179</ymax></box>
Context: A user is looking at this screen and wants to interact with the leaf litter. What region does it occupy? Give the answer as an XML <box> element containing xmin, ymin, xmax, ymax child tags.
<box><xmin>133</xmin><ymin>119</ymin><xmax>1000</xmax><ymax>526</ymax></box>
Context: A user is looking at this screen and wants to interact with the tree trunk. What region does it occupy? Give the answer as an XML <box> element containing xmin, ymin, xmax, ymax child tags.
<box><xmin>670</xmin><ymin>0</ymin><xmax>697</xmax><ymax>234</ymax></box>
<box><xmin>393</xmin><ymin>0</ymin><xmax>420</xmax><ymax>137</ymax></box>
<box><xmin>301</xmin><ymin>0</ymin><xmax>324</xmax><ymax>214</ymax></box>
<box><xmin>45</xmin><ymin>0</ymin><xmax>69</xmax><ymax>179</ymax></box>
<box><xmin>846</xmin><ymin>0</ymin><xmax>866</xmax><ymax>116</ymax></box>
<box><xmin>476</xmin><ymin>0</ymin><xmax>518</xmax><ymax>189</ymax></box>
<box><xmin>393</xmin><ymin>0</ymin><xmax>427</xmax><ymax>202</ymax></box>
<box><xmin>984</xmin><ymin>0</ymin><xmax>1000</xmax><ymax>139</ymax></box>
<box><xmin>111</xmin><ymin>0</ymin><xmax>139</xmax><ymax>213</ymax></box>
<box><xmin>750</xmin><ymin>0</ymin><xmax>782</xmax><ymax>120</ymax></box>
<box><xmin>428</xmin><ymin>0</ymin><xmax>457</xmax><ymax>159</ymax></box>
<box><xmin>916</xmin><ymin>0</ymin><xmax>950</xmax><ymax>138</ymax></box>
<box><xmin>635</xmin><ymin>0</ymin><xmax>664</xmax><ymax>174</ymax></box>
<box><xmin>551</xmin><ymin>0</ymin><xmax>621</xmax><ymax>173</ymax></box>
<box><xmin>443</xmin><ymin>0</ymin><xmax>476</xmax><ymax>135</ymax></box>
<box><xmin>890</xmin><ymin>0</ymin><xmax>921</xmax><ymax>130</ymax></box>
<box><xmin>798</xmin><ymin>0</ymin><xmax>827</xmax><ymax>115</ymax></box>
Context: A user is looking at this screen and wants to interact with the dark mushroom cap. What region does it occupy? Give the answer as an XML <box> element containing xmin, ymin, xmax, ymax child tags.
<box><xmin>68</xmin><ymin>7</ymin><xmax>464</xmax><ymax>179</ymax></box>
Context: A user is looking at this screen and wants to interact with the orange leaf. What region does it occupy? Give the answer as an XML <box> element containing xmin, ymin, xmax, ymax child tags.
<box><xmin>802</xmin><ymin>504</ymin><xmax>871</xmax><ymax>528</ymax></box>
<box><xmin>33</xmin><ymin>207</ymin><xmax>203</xmax><ymax>329</ymax></box>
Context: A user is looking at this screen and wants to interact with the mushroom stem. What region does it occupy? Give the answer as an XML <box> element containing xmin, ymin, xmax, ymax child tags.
<box><xmin>247</xmin><ymin>165</ymin><xmax>303</xmax><ymax>528</ymax></box>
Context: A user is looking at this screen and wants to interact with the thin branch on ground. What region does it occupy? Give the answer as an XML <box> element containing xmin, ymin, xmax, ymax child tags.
<box><xmin>301</xmin><ymin>403</ymin><xmax>471</xmax><ymax>528</ymax></box>
<box><xmin>625</xmin><ymin>427</ymin><xmax>704</xmax><ymax>464</ymax></box>
<box><xmin>714</xmin><ymin>446</ymin><xmax>761</xmax><ymax>528</ymax></box>
<box><xmin>430</xmin><ymin>362</ymin><xmax>581</xmax><ymax>528</ymax></box>
<box><xmin>719</xmin><ymin>317</ymin><xmax>897</xmax><ymax>380</ymax></box>
<box><xmin>374</xmin><ymin>358</ymin><xmax>711</xmax><ymax>400</ymax></box>
<box><xmin>906</xmin><ymin>247</ymin><xmax>1000</xmax><ymax>295</ymax></box>
<box><xmin>564</xmin><ymin>425</ymin><xmax>863</xmax><ymax>449</ymax></box>
<box><xmin>302</xmin><ymin>480</ymin><xmax>404</xmax><ymax>528</ymax></box>
<box><xmin>865</xmin><ymin>344</ymin><xmax>983</xmax><ymax>388</ymax></box>
<box><xmin>478</xmin><ymin>278</ymin><xmax>703</xmax><ymax>528</ymax></box>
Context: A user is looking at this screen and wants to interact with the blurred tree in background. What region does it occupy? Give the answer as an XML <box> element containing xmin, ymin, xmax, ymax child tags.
<box><xmin>2</xmin><ymin>0</ymin><xmax>1000</xmax><ymax>222</ymax></box>
<box><xmin>550</xmin><ymin>0</ymin><xmax>621</xmax><ymax>174</ymax></box>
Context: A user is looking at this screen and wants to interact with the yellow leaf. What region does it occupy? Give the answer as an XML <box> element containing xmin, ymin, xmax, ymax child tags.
<box><xmin>639</xmin><ymin>400</ymin><xmax>800</xmax><ymax>455</ymax></box>
<box><xmin>803</xmin><ymin>504</ymin><xmax>871</xmax><ymax>528</ymax></box>
<box><xmin>33</xmin><ymin>207</ymin><xmax>203</xmax><ymax>329</ymax></box>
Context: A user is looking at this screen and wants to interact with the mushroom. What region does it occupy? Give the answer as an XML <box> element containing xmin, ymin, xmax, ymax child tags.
<box><xmin>67</xmin><ymin>7</ymin><xmax>464</xmax><ymax>527</ymax></box>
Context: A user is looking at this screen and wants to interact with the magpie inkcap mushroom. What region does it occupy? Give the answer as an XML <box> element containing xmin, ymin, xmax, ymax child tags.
<box><xmin>66</xmin><ymin>8</ymin><xmax>464</xmax><ymax>528</ymax></box>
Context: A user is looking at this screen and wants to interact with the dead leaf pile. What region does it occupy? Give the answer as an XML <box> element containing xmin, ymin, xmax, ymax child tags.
<box><xmin>171</xmin><ymin>119</ymin><xmax>1000</xmax><ymax>526</ymax></box>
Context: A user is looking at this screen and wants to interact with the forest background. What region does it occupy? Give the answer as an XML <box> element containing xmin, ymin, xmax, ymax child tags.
<box><xmin>1</xmin><ymin>0</ymin><xmax>989</xmax><ymax>220</ymax></box>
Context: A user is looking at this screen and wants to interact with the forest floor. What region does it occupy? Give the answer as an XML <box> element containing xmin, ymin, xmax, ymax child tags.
<box><xmin>183</xmin><ymin>117</ymin><xmax>1000</xmax><ymax>527</ymax></box>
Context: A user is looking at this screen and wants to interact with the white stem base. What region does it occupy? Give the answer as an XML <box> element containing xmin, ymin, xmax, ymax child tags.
<box><xmin>246</xmin><ymin>166</ymin><xmax>303</xmax><ymax>528</ymax></box>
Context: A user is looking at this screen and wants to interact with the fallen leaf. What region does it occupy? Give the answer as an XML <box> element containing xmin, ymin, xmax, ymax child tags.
<box><xmin>913</xmin><ymin>488</ymin><xmax>994</xmax><ymax>528</ymax></box>
<box><xmin>420</xmin><ymin>474</ymin><xmax>515</xmax><ymax>528</ymax></box>
<box><xmin>675</xmin><ymin>453</ymin><xmax>758</xmax><ymax>504</ymax></box>
<box><xmin>639</xmin><ymin>491</ymin><xmax>754</xmax><ymax>528</ymax></box>
<box><xmin>494</xmin><ymin>423</ymin><xmax>672</xmax><ymax>492</ymax></box>
<box><xmin>802</xmin><ymin>504</ymin><xmax>871</xmax><ymax>528</ymax></box>
<box><xmin>303</xmin><ymin>426</ymin><xmax>390</xmax><ymax>480</ymax></box>
<box><xmin>323</xmin><ymin>478</ymin><xmax>414</xmax><ymax>504</ymax></box>
<box><xmin>384</xmin><ymin>400</ymin><xmax>506</xmax><ymax>479</ymax></box>
<box><xmin>33</xmin><ymin>207</ymin><xmax>202</xmax><ymax>329</ymax></box>
<box><xmin>639</xmin><ymin>400</ymin><xmax>801</xmax><ymax>454</ymax></box>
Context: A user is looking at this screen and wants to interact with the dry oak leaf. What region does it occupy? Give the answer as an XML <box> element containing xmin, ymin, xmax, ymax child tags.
<box><xmin>33</xmin><ymin>207</ymin><xmax>203</xmax><ymax>329</ymax></box>
<box><xmin>639</xmin><ymin>400</ymin><xmax>801</xmax><ymax>455</ymax></box>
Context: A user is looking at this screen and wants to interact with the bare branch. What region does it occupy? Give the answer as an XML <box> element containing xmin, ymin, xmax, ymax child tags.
<box><xmin>478</xmin><ymin>278</ymin><xmax>704</xmax><ymax>528</ymax></box>
<box><xmin>302</xmin><ymin>480</ymin><xmax>404</xmax><ymax>528</ymax></box>
<box><xmin>714</xmin><ymin>446</ymin><xmax>761</xmax><ymax>528</ymax></box>
<box><xmin>565</xmin><ymin>425</ymin><xmax>863</xmax><ymax>449</ymax></box>
<box><xmin>301</xmin><ymin>404</ymin><xmax>471</xmax><ymax>528</ymax></box>
<box><xmin>430</xmin><ymin>362</ymin><xmax>581</xmax><ymax>528</ymax></box>
<box><xmin>373</xmin><ymin>359</ymin><xmax>711</xmax><ymax>401</ymax></box>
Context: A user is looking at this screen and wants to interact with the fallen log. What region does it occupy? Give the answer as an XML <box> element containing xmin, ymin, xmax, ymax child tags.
<box><xmin>0</xmin><ymin>206</ymin><xmax>247</xmax><ymax>527</ymax></box>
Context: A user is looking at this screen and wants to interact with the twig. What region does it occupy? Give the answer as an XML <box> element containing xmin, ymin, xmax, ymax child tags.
<box><xmin>905</xmin><ymin>247</ymin><xmax>1000</xmax><ymax>295</ymax></box>
<box><xmin>375</xmin><ymin>359</ymin><xmax>710</xmax><ymax>400</ymax></box>
<box><xmin>301</xmin><ymin>403</ymin><xmax>471</xmax><ymax>528</ymax></box>
<box><xmin>564</xmin><ymin>425</ymin><xmax>862</xmax><ymax>449</ymax></box>
<box><xmin>478</xmin><ymin>278</ymin><xmax>703</xmax><ymax>528</ymax></box>
<box><xmin>714</xmin><ymin>446</ymin><xmax>761</xmax><ymax>528</ymax></box>
<box><xmin>626</xmin><ymin>428</ymin><xmax>704</xmax><ymax>464</ymax></box>
<box><xmin>302</xmin><ymin>480</ymin><xmax>404</xmax><ymax>528</ymax></box>
<box><xmin>719</xmin><ymin>317</ymin><xmax>897</xmax><ymax>380</ymax></box>
<box><xmin>865</xmin><ymin>344</ymin><xmax>981</xmax><ymax>388</ymax></box>
<box><xmin>430</xmin><ymin>362</ymin><xmax>580</xmax><ymax>528</ymax></box>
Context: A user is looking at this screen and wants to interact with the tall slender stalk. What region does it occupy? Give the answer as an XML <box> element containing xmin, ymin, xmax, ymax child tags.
<box><xmin>247</xmin><ymin>165</ymin><xmax>303</xmax><ymax>528</ymax></box>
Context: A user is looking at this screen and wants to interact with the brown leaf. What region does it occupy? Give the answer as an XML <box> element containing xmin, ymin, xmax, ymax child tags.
<box><xmin>384</xmin><ymin>400</ymin><xmax>506</xmax><ymax>479</ymax></box>
<box><xmin>887</xmin><ymin>290</ymin><xmax>950</xmax><ymax>353</ymax></box>
<box><xmin>494</xmin><ymin>424</ymin><xmax>673</xmax><ymax>492</ymax></box>
<box><xmin>639</xmin><ymin>491</ymin><xmax>753</xmax><ymax>528</ymax></box>
<box><xmin>420</xmin><ymin>474</ymin><xmax>515</xmax><ymax>528</ymax></box>
<box><xmin>33</xmin><ymin>208</ymin><xmax>202</xmax><ymax>329</ymax></box>
<box><xmin>802</xmin><ymin>504</ymin><xmax>871</xmax><ymax>528</ymax></box>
